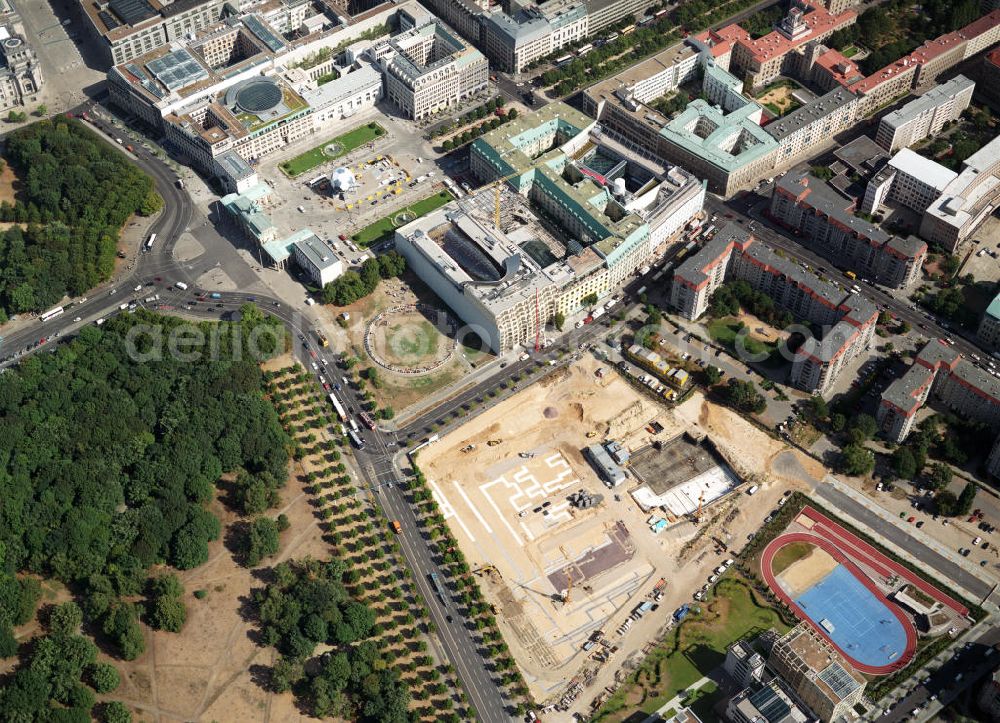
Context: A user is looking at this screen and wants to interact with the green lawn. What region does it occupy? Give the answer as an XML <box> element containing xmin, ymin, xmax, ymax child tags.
<box><xmin>842</xmin><ymin>45</ymin><xmax>860</xmax><ymax>58</ymax></box>
<box><xmin>351</xmin><ymin>190</ymin><xmax>453</xmax><ymax>248</ymax></box>
<box><xmin>279</xmin><ymin>122</ymin><xmax>385</xmax><ymax>177</ymax></box>
<box><xmin>593</xmin><ymin>576</ymin><xmax>792</xmax><ymax>721</ymax></box>
<box><xmin>771</xmin><ymin>541</ymin><xmax>815</xmax><ymax>575</ymax></box>
<box><xmin>707</xmin><ymin>318</ymin><xmax>775</xmax><ymax>359</ymax></box>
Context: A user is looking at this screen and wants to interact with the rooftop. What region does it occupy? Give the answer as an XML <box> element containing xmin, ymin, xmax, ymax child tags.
<box><xmin>659</xmin><ymin>99</ymin><xmax>778</xmax><ymax>173</ymax></box>
<box><xmin>736</xmin><ymin>3</ymin><xmax>857</xmax><ymax>64</ymax></box>
<box><xmin>764</xmin><ymin>86</ymin><xmax>857</xmax><ymax>142</ymax></box>
<box><xmin>832</xmin><ymin>135</ymin><xmax>889</xmax><ymax>177</ymax></box>
<box><xmin>584</xmin><ymin>40</ymin><xmax>697</xmax><ymax>104</ymax></box>
<box><xmin>813</xmin><ymin>48</ymin><xmax>863</xmax><ymax>88</ymax></box>
<box><xmin>880</xmin><ymin>75</ymin><xmax>975</xmax><ymax>130</ymax></box>
<box><xmin>776</xmin><ymin>624</ymin><xmax>865</xmax><ymax>703</ymax></box>
<box><xmin>673</xmin><ymin>223</ymin><xmax>753</xmax><ymax>289</ymax></box>
<box><xmin>888</xmin><ymin>148</ymin><xmax>958</xmax><ymax>192</ymax></box>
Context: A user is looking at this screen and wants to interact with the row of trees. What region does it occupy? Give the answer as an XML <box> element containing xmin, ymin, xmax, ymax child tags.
<box><xmin>428</xmin><ymin>96</ymin><xmax>506</xmax><ymax>139</ymax></box>
<box><xmin>321</xmin><ymin>251</ymin><xmax>406</xmax><ymax>306</ymax></box>
<box><xmin>0</xmin><ymin>119</ymin><xmax>162</xmax><ymax>317</ymax></box>
<box><xmin>440</xmin><ymin>109</ymin><xmax>519</xmax><ymax>151</ymax></box>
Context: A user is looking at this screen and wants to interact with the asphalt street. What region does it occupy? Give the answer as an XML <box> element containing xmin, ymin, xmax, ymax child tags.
<box><xmin>814</xmin><ymin>482</ymin><xmax>994</xmax><ymax>601</ymax></box>
<box><xmin>875</xmin><ymin>626</ymin><xmax>1000</xmax><ymax>722</ymax></box>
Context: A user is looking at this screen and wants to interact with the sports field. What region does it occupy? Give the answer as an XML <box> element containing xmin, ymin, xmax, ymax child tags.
<box><xmin>279</xmin><ymin>122</ymin><xmax>385</xmax><ymax>177</ymax></box>
<box><xmin>352</xmin><ymin>190</ymin><xmax>453</xmax><ymax>247</ymax></box>
<box><xmin>758</xmin><ymin>505</ymin><xmax>971</xmax><ymax>674</ymax></box>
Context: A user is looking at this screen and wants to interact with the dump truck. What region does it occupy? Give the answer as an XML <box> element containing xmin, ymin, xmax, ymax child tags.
<box><xmin>391</xmin><ymin>520</ymin><xmax>402</xmax><ymax>534</ymax></box>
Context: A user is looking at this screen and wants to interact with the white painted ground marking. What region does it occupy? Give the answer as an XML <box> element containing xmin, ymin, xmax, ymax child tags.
<box><xmin>429</xmin><ymin>478</ymin><xmax>475</xmax><ymax>542</ymax></box>
<box><xmin>481</xmin><ymin>476</ymin><xmax>525</xmax><ymax>547</ymax></box>
<box><xmin>519</xmin><ymin>521</ymin><xmax>536</xmax><ymax>542</ymax></box>
<box><xmin>453</xmin><ymin>480</ymin><xmax>493</xmax><ymax>534</ymax></box>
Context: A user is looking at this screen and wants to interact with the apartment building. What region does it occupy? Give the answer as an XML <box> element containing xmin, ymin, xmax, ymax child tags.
<box><xmin>729</xmin><ymin>2</ymin><xmax>857</xmax><ymax>89</ymax></box>
<box><xmin>871</xmin><ymin>148</ymin><xmax>959</xmax><ymax>213</ymax></box>
<box><xmin>670</xmin><ymin>223</ymin><xmax>877</xmax><ymax>394</ymax></box>
<box><xmin>374</xmin><ymin>20</ymin><xmax>487</xmax><ymax>120</ymax></box>
<box><xmin>810</xmin><ymin>47</ymin><xmax>863</xmax><ymax>91</ymax></box>
<box><xmin>977</xmin><ymin>48</ymin><xmax>1000</xmax><ymax>109</ymax></box>
<box><xmin>876</xmin><ymin>75</ymin><xmax>976</xmax><ymax>152</ymax></box>
<box><xmin>769</xmin><ymin>624</ymin><xmax>867</xmax><ymax>722</ymax></box>
<box><xmin>878</xmin><ymin>339</ymin><xmax>1000</xmax><ymax>465</ymax></box>
<box><xmin>850</xmin><ymin>9</ymin><xmax>1000</xmax><ymax>116</ymax></box>
<box><xmin>770</xmin><ymin>171</ymin><xmax>927</xmax><ymax>288</ymax></box>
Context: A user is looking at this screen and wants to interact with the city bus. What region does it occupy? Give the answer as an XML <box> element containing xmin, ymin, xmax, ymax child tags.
<box><xmin>40</xmin><ymin>305</ymin><xmax>64</xmax><ymax>323</ymax></box>
<box><xmin>348</xmin><ymin>429</ymin><xmax>365</xmax><ymax>449</ymax></box>
<box><xmin>359</xmin><ymin>411</ymin><xmax>376</xmax><ymax>430</ymax></box>
<box><xmin>845</xmin><ymin>270</ymin><xmax>857</xmax><ymax>280</ymax></box>
<box><xmin>576</xmin><ymin>43</ymin><xmax>593</xmax><ymax>56</ymax></box>
<box><xmin>145</xmin><ymin>233</ymin><xmax>156</xmax><ymax>251</ymax></box>
<box><xmin>554</xmin><ymin>54</ymin><xmax>573</xmax><ymax>67</ymax></box>
<box><xmin>621</xmin><ymin>24</ymin><xmax>636</xmax><ymax>35</ymax></box>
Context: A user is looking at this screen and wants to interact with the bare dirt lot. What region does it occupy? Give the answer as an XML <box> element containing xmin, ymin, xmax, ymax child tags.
<box><xmin>418</xmin><ymin>355</ymin><xmax>824</xmax><ymax>705</ymax></box>
<box><xmin>0</xmin><ymin>159</ymin><xmax>20</xmax><ymax>205</ymax></box>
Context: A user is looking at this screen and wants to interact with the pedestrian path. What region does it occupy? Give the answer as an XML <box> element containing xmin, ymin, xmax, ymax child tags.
<box><xmin>642</xmin><ymin>675</ymin><xmax>713</xmax><ymax>723</ymax></box>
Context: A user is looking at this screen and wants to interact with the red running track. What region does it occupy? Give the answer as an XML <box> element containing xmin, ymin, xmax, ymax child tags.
<box><xmin>800</xmin><ymin>506</ymin><xmax>968</xmax><ymax>617</ymax></box>
<box><xmin>761</xmin><ymin>532</ymin><xmax>917</xmax><ymax>675</ymax></box>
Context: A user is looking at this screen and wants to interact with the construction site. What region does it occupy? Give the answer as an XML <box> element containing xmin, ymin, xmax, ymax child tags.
<box><xmin>417</xmin><ymin>354</ymin><xmax>781</xmax><ymax>704</ymax></box>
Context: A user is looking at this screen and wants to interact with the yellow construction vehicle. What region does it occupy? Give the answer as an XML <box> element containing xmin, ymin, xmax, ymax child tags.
<box><xmin>487</xmin><ymin>439</ymin><xmax>502</xmax><ymax>447</ymax></box>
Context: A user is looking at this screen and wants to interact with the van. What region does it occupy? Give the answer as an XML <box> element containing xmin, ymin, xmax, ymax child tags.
<box><xmin>747</xmin><ymin>485</ymin><xmax>759</xmax><ymax>495</ymax></box>
<box><xmin>297</xmin><ymin>205</ymin><xmax>305</xmax><ymax>213</ymax></box>
<box><xmin>175</xmin><ymin>281</ymin><xmax>188</xmax><ymax>291</ymax></box>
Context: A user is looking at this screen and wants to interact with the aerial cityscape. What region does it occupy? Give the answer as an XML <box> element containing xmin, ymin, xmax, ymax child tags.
<box><xmin>1</xmin><ymin>0</ymin><xmax>1000</xmax><ymax>721</ymax></box>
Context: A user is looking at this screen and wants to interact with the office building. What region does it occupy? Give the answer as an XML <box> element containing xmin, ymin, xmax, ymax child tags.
<box><xmin>869</xmin><ymin>148</ymin><xmax>959</xmax><ymax>214</ymax></box>
<box><xmin>108</xmin><ymin>3</ymin><xmax>450</xmax><ymax>188</ymax></box>
<box><xmin>290</xmin><ymin>230</ymin><xmax>344</xmax><ymax>286</ymax></box>
<box><xmin>980</xmin><ymin>294</ymin><xmax>1000</xmax><ymax>349</ymax></box>
<box><xmin>79</xmin><ymin>0</ymin><xmax>229</xmax><ymax>67</ymax></box>
<box><xmin>920</xmin><ymin>134</ymin><xmax>1000</xmax><ymax>250</ymax></box>
<box><xmin>769</xmin><ymin>624</ymin><xmax>867</xmax><ymax>722</ymax></box>
<box><xmin>726</xmin><ymin>680</ymin><xmax>813</xmax><ymax>723</ymax></box>
<box><xmin>728</xmin><ymin>1</ymin><xmax>858</xmax><ymax>90</ymax></box>
<box><xmin>876</xmin><ymin>75</ymin><xmax>975</xmax><ymax>152</ymax></box>
<box><xmin>480</xmin><ymin>1</ymin><xmax>588</xmax><ymax>73</ymax></box>
<box><xmin>397</xmin><ymin>103</ymin><xmax>702</xmax><ymax>353</ymax></box>
<box><xmin>372</xmin><ymin>20</ymin><xmax>488</xmax><ymax>120</ymax></box>
<box><xmin>770</xmin><ymin>171</ymin><xmax>927</xmax><ymax>288</ymax></box>
<box><xmin>670</xmin><ymin>224</ymin><xmax>877</xmax><ymax>395</ymax></box>
<box><xmin>585</xmin><ymin>442</ymin><xmax>627</xmax><ymax>486</ymax></box>
<box><xmin>724</xmin><ymin>640</ymin><xmax>766</xmax><ymax>688</ymax></box>
<box><xmin>585</xmin><ymin>0</ymin><xmax>658</xmax><ymax>33</ymax></box>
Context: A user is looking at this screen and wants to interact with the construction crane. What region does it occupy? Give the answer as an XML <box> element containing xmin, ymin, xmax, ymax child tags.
<box><xmin>694</xmin><ymin>491</ymin><xmax>706</xmax><ymax>523</ymax></box>
<box><xmin>563</xmin><ymin>569</ymin><xmax>574</xmax><ymax>604</ymax></box>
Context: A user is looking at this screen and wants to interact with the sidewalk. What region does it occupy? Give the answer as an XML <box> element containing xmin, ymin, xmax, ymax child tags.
<box><xmin>642</xmin><ymin>675</ymin><xmax>712</xmax><ymax>723</ymax></box>
<box><xmin>822</xmin><ymin>474</ymin><xmax>998</xmax><ymax>610</ymax></box>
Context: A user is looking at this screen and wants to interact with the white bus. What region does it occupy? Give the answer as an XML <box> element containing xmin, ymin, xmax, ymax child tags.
<box><xmin>145</xmin><ymin>233</ymin><xmax>156</xmax><ymax>251</ymax></box>
<box><xmin>555</xmin><ymin>54</ymin><xmax>573</xmax><ymax>67</ymax></box>
<box><xmin>576</xmin><ymin>43</ymin><xmax>594</xmax><ymax>56</ymax></box>
<box><xmin>329</xmin><ymin>393</ymin><xmax>347</xmax><ymax>423</ymax></box>
<box><xmin>348</xmin><ymin>429</ymin><xmax>365</xmax><ymax>449</ymax></box>
<box><xmin>40</xmin><ymin>305</ymin><xmax>65</xmax><ymax>323</ymax></box>
<box><xmin>348</xmin><ymin>418</ymin><xmax>360</xmax><ymax>433</ymax></box>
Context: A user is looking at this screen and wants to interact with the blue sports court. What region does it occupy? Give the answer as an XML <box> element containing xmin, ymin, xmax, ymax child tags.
<box><xmin>794</xmin><ymin>564</ymin><xmax>909</xmax><ymax>669</ymax></box>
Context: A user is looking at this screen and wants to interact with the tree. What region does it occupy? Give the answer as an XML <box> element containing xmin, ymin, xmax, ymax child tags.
<box><xmin>891</xmin><ymin>447</ymin><xmax>917</xmax><ymax>480</ymax></box>
<box><xmin>102</xmin><ymin>602</ymin><xmax>145</xmax><ymax>660</ymax></box>
<box><xmin>830</xmin><ymin>413</ymin><xmax>846</xmax><ymax>433</ymax></box>
<box><xmin>840</xmin><ymin>443</ymin><xmax>874</xmax><ymax>477</ymax></box>
<box><xmin>147</xmin><ymin>574</ymin><xmax>187</xmax><ymax>633</ymax></box>
<box><xmin>807</xmin><ymin>395</ymin><xmax>829</xmax><ymax>421</ymax></box>
<box><xmin>33</xmin><ymin>104</ymin><xmax>48</xmax><ymax>117</ymax></box>
<box><xmin>100</xmin><ymin>701</ymin><xmax>132</xmax><ymax>723</ymax></box>
<box><xmin>935</xmin><ymin>490</ymin><xmax>959</xmax><ymax>516</ymax></box>
<box><xmin>848</xmin><ymin>414</ymin><xmax>878</xmax><ymax>444</ymax></box>
<box><xmin>553</xmin><ymin>312</ymin><xmax>565</xmax><ymax>331</ymax></box>
<box><xmin>957</xmin><ymin>481</ymin><xmax>977</xmax><ymax>516</ymax></box>
<box><xmin>245</xmin><ymin>517</ymin><xmax>281</xmax><ymax>567</ymax></box>
<box><xmin>48</xmin><ymin>602</ymin><xmax>83</xmax><ymax>637</ymax></box>
<box><xmin>139</xmin><ymin>190</ymin><xmax>164</xmax><ymax>216</ymax></box>
<box><xmin>87</xmin><ymin>662</ymin><xmax>121</xmax><ymax>694</ymax></box>
<box><xmin>724</xmin><ymin>379</ymin><xmax>766</xmax><ymax>414</ymax></box>
<box><xmin>926</xmin><ymin>462</ymin><xmax>952</xmax><ymax>491</ymax></box>
<box><xmin>581</xmin><ymin>292</ymin><xmax>598</xmax><ymax>307</ymax></box>
<box><xmin>704</xmin><ymin>365</ymin><xmax>722</xmax><ymax>385</ymax></box>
